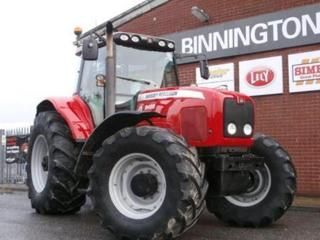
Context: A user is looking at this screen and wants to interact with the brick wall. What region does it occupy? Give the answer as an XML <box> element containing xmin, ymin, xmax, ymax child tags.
<box><xmin>119</xmin><ymin>0</ymin><xmax>320</xmax><ymax>196</ymax></box>
<box><xmin>120</xmin><ymin>0</ymin><xmax>319</xmax><ymax>35</ymax></box>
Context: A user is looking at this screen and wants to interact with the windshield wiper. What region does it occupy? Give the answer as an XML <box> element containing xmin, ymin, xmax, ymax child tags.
<box><xmin>117</xmin><ymin>75</ymin><xmax>158</xmax><ymax>87</ymax></box>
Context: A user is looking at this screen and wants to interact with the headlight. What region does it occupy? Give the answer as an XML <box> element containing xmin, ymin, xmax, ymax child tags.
<box><xmin>227</xmin><ymin>123</ymin><xmax>237</xmax><ymax>135</ymax></box>
<box><xmin>131</xmin><ymin>35</ymin><xmax>140</xmax><ymax>43</ymax></box>
<box><xmin>168</xmin><ymin>42</ymin><xmax>175</xmax><ymax>49</ymax></box>
<box><xmin>158</xmin><ymin>40</ymin><xmax>166</xmax><ymax>47</ymax></box>
<box><xmin>243</xmin><ymin>124</ymin><xmax>253</xmax><ymax>136</ymax></box>
<box><xmin>120</xmin><ymin>34</ymin><xmax>129</xmax><ymax>41</ymax></box>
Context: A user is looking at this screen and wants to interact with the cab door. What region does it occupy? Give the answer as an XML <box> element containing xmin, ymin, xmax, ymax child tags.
<box><xmin>78</xmin><ymin>48</ymin><xmax>106</xmax><ymax>126</ymax></box>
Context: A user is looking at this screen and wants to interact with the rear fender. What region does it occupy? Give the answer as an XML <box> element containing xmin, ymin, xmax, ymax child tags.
<box><xmin>36</xmin><ymin>96</ymin><xmax>95</xmax><ymax>141</ymax></box>
<box><xmin>74</xmin><ymin>111</ymin><xmax>163</xmax><ymax>178</ymax></box>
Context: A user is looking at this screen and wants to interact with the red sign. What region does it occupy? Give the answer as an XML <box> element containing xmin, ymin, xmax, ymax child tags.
<box><xmin>6</xmin><ymin>135</ymin><xmax>29</xmax><ymax>164</ymax></box>
<box><xmin>246</xmin><ymin>67</ymin><xmax>275</xmax><ymax>87</ymax></box>
<box><xmin>293</xmin><ymin>62</ymin><xmax>320</xmax><ymax>82</ymax></box>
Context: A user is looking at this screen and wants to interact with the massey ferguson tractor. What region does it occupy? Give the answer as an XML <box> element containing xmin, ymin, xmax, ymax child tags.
<box><xmin>26</xmin><ymin>22</ymin><xmax>296</xmax><ymax>240</ymax></box>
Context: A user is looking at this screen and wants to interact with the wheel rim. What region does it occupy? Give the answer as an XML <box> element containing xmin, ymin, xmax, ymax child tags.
<box><xmin>109</xmin><ymin>153</ymin><xmax>167</xmax><ymax>220</ymax></box>
<box><xmin>31</xmin><ymin>135</ymin><xmax>49</xmax><ymax>193</ymax></box>
<box><xmin>225</xmin><ymin>164</ymin><xmax>271</xmax><ymax>207</ymax></box>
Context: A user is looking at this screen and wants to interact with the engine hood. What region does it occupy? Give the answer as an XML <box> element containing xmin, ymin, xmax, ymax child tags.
<box><xmin>137</xmin><ymin>86</ymin><xmax>255</xmax><ymax>148</ymax></box>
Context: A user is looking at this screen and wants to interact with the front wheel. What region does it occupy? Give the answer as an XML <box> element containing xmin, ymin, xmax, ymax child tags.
<box><xmin>206</xmin><ymin>134</ymin><xmax>296</xmax><ymax>227</ymax></box>
<box><xmin>88</xmin><ymin>126</ymin><xmax>208</xmax><ymax>239</ymax></box>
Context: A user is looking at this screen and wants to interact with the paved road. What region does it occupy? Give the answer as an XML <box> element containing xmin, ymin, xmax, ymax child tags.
<box><xmin>0</xmin><ymin>191</ymin><xmax>319</xmax><ymax>240</ymax></box>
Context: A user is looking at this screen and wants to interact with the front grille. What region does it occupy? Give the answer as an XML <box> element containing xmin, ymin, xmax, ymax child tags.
<box><xmin>223</xmin><ymin>98</ymin><xmax>254</xmax><ymax>138</ymax></box>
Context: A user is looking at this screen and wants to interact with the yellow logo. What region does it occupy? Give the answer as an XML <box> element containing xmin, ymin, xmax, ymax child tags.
<box><xmin>209</xmin><ymin>68</ymin><xmax>229</xmax><ymax>78</ymax></box>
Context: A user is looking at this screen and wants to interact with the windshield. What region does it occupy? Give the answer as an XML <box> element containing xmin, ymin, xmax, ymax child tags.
<box><xmin>117</xmin><ymin>45</ymin><xmax>177</xmax><ymax>103</ymax></box>
<box><xmin>79</xmin><ymin>45</ymin><xmax>177</xmax><ymax>125</ymax></box>
<box><xmin>80</xmin><ymin>45</ymin><xmax>176</xmax><ymax>103</ymax></box>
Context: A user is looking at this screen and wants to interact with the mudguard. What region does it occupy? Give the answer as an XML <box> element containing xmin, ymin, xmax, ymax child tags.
<box><xmin>74</xmin><ymin>111</ymin><xmax>163</xmax><ymax>178</ymax></box>
<box><xmin>36</xmin><ymin>96</ymin><xmax>95</xmax><ymax>141</ymax></box>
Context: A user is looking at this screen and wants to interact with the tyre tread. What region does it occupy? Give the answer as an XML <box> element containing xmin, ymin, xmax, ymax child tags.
<box><xmin>89</xmin><ymin>126</ymin><xmax>207</xmax><ymax>239</ymax></box>
<box><xmin>26</xmin><ymin>111</ymin><xmax>86</xmax><ymax>214</ymax></box>
<box><xmin>207</xmin><ymin>134</ymin><xmax>296</xmax><ymax>227</ymax></box>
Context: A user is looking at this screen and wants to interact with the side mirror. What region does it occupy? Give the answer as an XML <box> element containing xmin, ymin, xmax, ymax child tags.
<box><xmin>82</xmin><ymin>35</ymin><xmax>98</xmax><ymax>60</ymax></box>
<box><xmin>199</xmin><ymin>60</ymin><xmax>209</xmax><ymax>80</ymax></box>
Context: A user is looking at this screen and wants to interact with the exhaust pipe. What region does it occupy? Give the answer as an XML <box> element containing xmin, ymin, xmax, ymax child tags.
<box><xmin>105</xmin><ymin>21</ymin><xmax>116</xmax><ymax>117</ymax></box>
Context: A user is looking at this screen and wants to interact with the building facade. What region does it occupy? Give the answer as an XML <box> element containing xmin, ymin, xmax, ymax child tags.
<box><xmin>116</xmin><ymin>0</ymin><xmax>320</xmax><ymax>196</ymax></box>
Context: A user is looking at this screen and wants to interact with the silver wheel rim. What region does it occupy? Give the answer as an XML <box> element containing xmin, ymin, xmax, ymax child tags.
<box><xmin>225</xmin><ymin>164</ymin><xmax>271</xmax><ymax>207</ymax></box>
<box><xmin>31</xmin><ymin>135</ymin><xmax>49</xmax><ymax>193</ymax></box>
<box><xmin>109</xmin><ymin>153</ymin><xmax>166</xmax><ymax>220</ymax></box>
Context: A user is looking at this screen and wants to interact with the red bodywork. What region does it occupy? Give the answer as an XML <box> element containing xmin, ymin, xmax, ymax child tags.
<box><xmin>45</xmin><ymin>95</ymin><xmax>95</xmax><ymax>141</ymax></box>
<box><xmin>137</xmin><ymin>86</ymin><xmax>254</xmax><ymax>148</ymax></box>
<box><xmin>44</xmin><ymin>87</ymin><xmax>254</xmax><ymax>148</ymax></box>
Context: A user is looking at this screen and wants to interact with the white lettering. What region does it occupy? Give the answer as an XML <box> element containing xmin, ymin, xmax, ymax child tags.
<box><xmin>249</xmin><ymin>70</ymin><xmax>271</xmax><ymax>84</ymax></box>
<box><xmin>228</xmin><ymin>29</ymin><xmax>233</xmax><ymax>48</ymax></box>
<box><xmin>301</xmin><ymin>12</ymin><xmax>320</xmax><ymax>36</ymax></box>
<box><xmin>213</xmin><ymin>30</ymin><xmax>228</xmax><ymax>50</ymax></box>
<box><xmin>178</xmin><ymin>9</ymin><xmax>319</xmax><ymax>56</ymax></box>
<box><xmin>193</xmin><ymin>36</ymin><xmax>198</xmax><ymax>54</ymax></box>
<box><xmin>267</xmin><ymin>19</ymin><xmax>283</xmax><ymax>41</ymax></box>
<box><xmin>181</xmin><ymin>38</ymin><xmax>193</xmax><ymax>53</ymax></box>
<box><xmin>234</xmin><ymin>26</ymin><xmax>250</xmax><ymax>47</ymax></box>
<box><xmin>138</xmin><ymin>90</ymin><xmax>205</xmax><ymax>101</ymax></box>
<box><xmin>198</xmin><ymin>34</ymin><xmax>212</xmax><ymax>53</ymax></box>
<box><xmin>282</xmin><ymin>17</ymin><xmax>301</xmax><ymax>39</ymax></box>
<box><xmin>251</xmin><ymin>23</ymin><xmax>268</xmax><ymax>44</ymax></box>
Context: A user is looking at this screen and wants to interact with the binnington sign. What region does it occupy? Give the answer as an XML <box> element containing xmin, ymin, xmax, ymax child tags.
<box><xmin>166</xmin><ymin>4</ymin><xmax>320</xmax><ymax>63</ymax></box>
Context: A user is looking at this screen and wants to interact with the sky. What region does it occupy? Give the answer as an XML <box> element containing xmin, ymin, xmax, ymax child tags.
<box><xmin>0</xmin><ymin>0</ymin><xmax>144</xmax><ymax>129</ymax></box>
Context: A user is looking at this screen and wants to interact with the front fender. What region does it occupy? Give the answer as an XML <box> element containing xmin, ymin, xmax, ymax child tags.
<box><xmin>36</xmin><ymin>96</ymin><xmax>95</xmax><ymax>141</ymax></box>
<box><xmin>75</xmin><ymin>111</ymin><xmax>163</xmax><ymax>178</ymax></box>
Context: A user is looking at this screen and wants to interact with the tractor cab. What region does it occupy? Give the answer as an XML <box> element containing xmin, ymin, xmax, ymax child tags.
<box><xmin>75</xmin><ymin>28</ymin><xmax>179</xmax><ymax>126</ymax></box>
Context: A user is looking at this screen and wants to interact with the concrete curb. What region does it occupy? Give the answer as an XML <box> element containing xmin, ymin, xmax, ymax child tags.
<box><xmin>0</xmin><ymin>184</ymin><xmax>28</xmax><ymax>192</ymax></box>
<box><xmin>291</xmin><ymin>206</ymin><xmax>320</xmax><ymax>212</ymax></box>
<box><xmin>292</xmin><ymin>196</ymin><xmax>320</xmax><ymax>210</ymax></box>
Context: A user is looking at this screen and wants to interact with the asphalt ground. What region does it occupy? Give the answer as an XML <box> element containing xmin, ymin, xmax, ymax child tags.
<box><xmin>0</xmin><ymin>191</ymin><xmax>319</xmax><ymax>240</ymax></box>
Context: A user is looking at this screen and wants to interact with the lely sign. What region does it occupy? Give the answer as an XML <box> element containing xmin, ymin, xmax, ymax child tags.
<box><xmin>246</xmin><ymin>67</ymin><xmax>275</xmax><ymax>87</ymax></box>
<box><xmin>288</xmin><ymin>50</ymin><xmax>320</xmax><ymax>93</ymax></box>
<box><xmin>239</xmin><ymin>56</ymin><xmax>283</xmax><ymax>96</ymax></box>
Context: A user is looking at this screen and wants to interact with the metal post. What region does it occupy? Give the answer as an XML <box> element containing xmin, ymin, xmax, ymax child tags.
<box><xmin>1</xmin><ymin>145</ymin><xmax>3</xmax><ymax>184</ymax></box>
<box><xmin>6</xmin><ymin>161</ymin><xmax>9</xmax><ymax>183</ymax></box>
<box><xmin>105</xmin><ymin>21</ymin><xmax>116</xmax><ymax>117</ymax></box>
<box><xmin>0</xmin><ymin>129</ymin><xmax>4</xmax><ymax>184</ymax></box>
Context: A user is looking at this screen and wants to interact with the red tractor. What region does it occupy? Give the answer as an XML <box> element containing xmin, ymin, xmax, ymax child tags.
<box><xmin>27</xmin><ymin>22</ymin><xmax>296</xmax><ymax>239</ymax></box>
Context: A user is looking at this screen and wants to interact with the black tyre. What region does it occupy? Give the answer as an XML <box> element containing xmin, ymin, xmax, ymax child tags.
<box><xmin>88</xmin><ymin>126</ymin><xmax>208</xmax><ymax>239</ymax></box>
<box><xmin>26</xmin><ymin>111</ymin><xmax>86</xmax><ymax>214</ymax></box>
<box><xmin>206</xmin><ymin>134</ymin><xmax>296</xmax><ymax>227</ymax></box>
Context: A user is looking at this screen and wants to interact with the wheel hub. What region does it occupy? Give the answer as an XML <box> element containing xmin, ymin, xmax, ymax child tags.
<box><xmin>41</xmin><ymin>156</ymin><xmax>49</xmax><ymax>171</ymax></box>
<box><xmin>131</xmin><ymin>173</ymin><xmax>158</xmax><ymax>198</ymax></box>
<box><xmin>109</xmin><ymin>153</ymin><xmax>167</xmax><ymax>220</ymax></box>
<box><xmin>246</xmin><ymin>171</ymin><xmax>260</xmax><ymax>192</ymax></box>
<box><xmin>225</xmin><ymin>164</ymin><xmax>272</xmax><ymax>207</ymax></box>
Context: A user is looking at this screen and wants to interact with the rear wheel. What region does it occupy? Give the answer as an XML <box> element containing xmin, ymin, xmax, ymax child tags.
<box><xmin>88</xmin><ymin>126</ymin><xmax>208</xmax><ymax>239</ymax></box>
<box><xmin>26</xmin><ymin>111</ymin><xmax>86</xmax><ymax>214</ymax></box>
<box><xmin>206</xmin><ymin>134</ymin><xmax>296</xmax><ymax>227</ymax></box>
